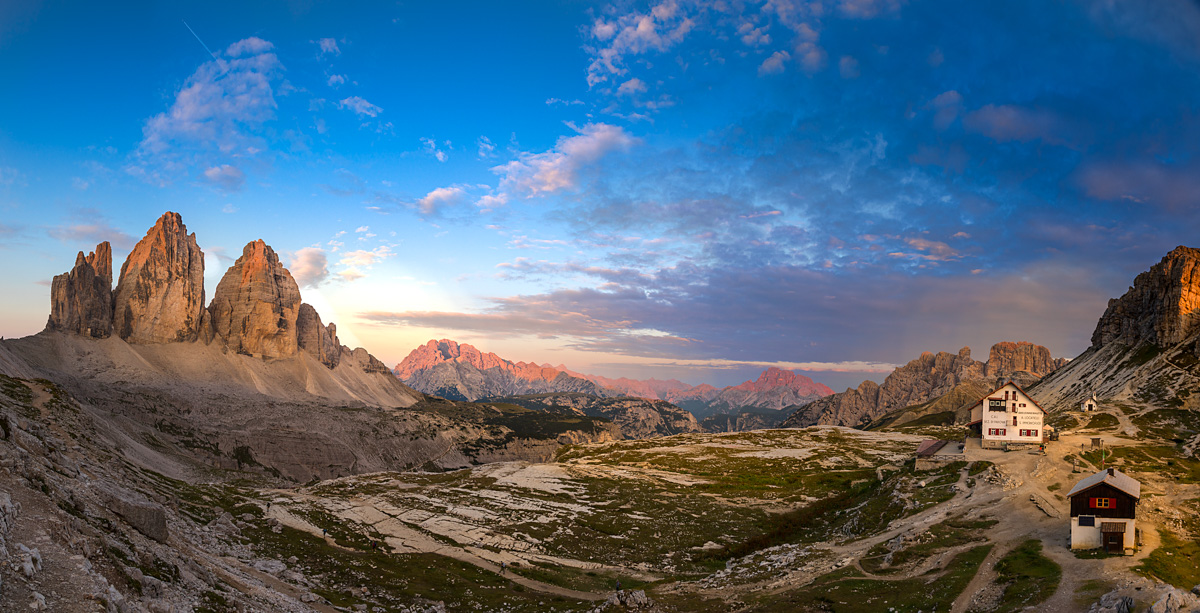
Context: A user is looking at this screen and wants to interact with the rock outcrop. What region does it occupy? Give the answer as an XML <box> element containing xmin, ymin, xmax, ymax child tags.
<box><xmin>112</xmin><ymin>212</ymin><xmax>206</xmax><ymax>343</ymax></box>
<box><xmin>495</xmin><ymin>393</ymin><xmax>703</xmax><ymax>439</ymax></box>
<box><xmin>207</xmin><ymin>240</ymin><xmax>301</xmax><ymax>359</ymax></box>
<box><xmin>1091</xmin><ymin>246</ymin><xmax>1200</xmax><ymax>349</ymax></box>
<box><xmin>782</xmin><ymin>342</ymin><xmax>1065</xmax><ymax>428</ymax></box>
<box><xmin>46</xmin><ymin>242</ymin><xmax>113</xmax><ymax>338</ymax></box>
<box><xmin>297</xmin><ymin>304</ymin><xmax>341</xmax><ymax>369</ymax></box>
<box><xmin>987</xmin><ymin>341</ymin><xmax>1067</xmax><ymax>378</ymax></box>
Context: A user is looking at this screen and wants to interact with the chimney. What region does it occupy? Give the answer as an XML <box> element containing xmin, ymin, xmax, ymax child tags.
<box><xmin>1107</xmin><ymin>468</ymin><xmax>1115</xmax><ymax>476</ymax></box>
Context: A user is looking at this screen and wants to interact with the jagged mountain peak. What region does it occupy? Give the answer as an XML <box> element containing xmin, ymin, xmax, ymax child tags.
<box><xmin>1091</xmin><ymin>245</ymin><xmax>1200</xmax><ymax>350</ymax></box>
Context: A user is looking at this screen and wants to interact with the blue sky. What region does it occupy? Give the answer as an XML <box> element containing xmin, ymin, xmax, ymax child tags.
<box><xmin>2</xmin><ymin>0</ymin><xmax>1200</xmax><ymax>390</ymax></box>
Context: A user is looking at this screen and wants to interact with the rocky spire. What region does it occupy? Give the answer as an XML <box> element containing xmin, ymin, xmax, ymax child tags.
<box><xmin>112</xmin><ymin>213</ymin><xmax>206</xmax><ymax>343</ymax></box>
<box><xmin>207</xmin><ymin>240</ymin><xmax>302</xmax><ymax>359</ymax></box>
<box><xmin>297</xmin><ymin>303</ymin><xmax>341</xmax><ymax>369</ymax></box>
<box><xmin>46</xmin><ymin>242</ymin><xmax>113</xmax><ymax>338</ymax></box>
<box><xmin>1091</xmin><ymin>246</ymin><xmax>1200</xmax><ymax>349</ymax></box>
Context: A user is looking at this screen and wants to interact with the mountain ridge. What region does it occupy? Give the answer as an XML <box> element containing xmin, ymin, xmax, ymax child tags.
<box><xmin>393</xmin><ymin>338</ymin><xmax>833</xmax><ymax>418</ymax></box>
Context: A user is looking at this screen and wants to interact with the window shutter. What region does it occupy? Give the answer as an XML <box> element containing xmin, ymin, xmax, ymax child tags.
<box><xmin>1090</xmin><ymin>497</ymin><xmax>1098</xmax><ymax>508</ymax></box>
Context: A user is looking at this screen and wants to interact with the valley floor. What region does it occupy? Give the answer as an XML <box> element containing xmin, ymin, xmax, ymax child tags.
<box><xmin>3</xmin><ymin>372</ymin><xmax>1200</xmax><ymax>612</ymax></box>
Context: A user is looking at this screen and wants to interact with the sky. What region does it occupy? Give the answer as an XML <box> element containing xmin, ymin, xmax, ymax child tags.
<box><xmin>2</xmin><ymin>0</ymin><xmax>1200</xmax><ymax>391</ymax></box>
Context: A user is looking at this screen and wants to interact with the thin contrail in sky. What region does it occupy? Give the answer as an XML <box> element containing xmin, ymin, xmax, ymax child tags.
<box><xmin>182</xmin><ymin>20</ymin><xmax>218</xmax><ymax>60</ymax></box>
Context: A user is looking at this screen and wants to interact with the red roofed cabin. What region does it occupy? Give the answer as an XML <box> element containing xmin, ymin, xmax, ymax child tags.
<box><xmin>967</xmin><ymin>381</ymin><xmax>1047</xmax><ymax>449</ymax></box>
<box><xmin>1068</xmin><ymin>468</ymin><xmax>1140</xmax><ymax>554</ymax></box>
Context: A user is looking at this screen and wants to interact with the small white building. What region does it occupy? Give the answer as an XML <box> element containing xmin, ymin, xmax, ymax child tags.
<box><xmin>1068</xmin><ymin>467</ymin><xmax>1140</xmax><ymax>553</ymax></box>
<box><xmin>967</xmin><ymin>381</ymin><xmax>1047</xmax><ymax>449</ymax></box>
<box><xmin>1080</xmin><ymin>393</ymin><xmax>1099</xmax><ymax>412</ymax></box>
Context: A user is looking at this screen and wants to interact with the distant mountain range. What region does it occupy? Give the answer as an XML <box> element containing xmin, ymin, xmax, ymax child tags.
<box><xmin>393</xmin><ymin>339</ymin><xmax>834</xmax><ymax>420</ymax></box>
<box><xmin>781</xmin><ymin>341</ymin><xmax>1067</xmax><ymax>429</ymax></box>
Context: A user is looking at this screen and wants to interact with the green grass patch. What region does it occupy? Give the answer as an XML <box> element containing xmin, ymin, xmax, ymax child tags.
<box><xmin>1128</xmin><ymin>343</ymin><xmax>1162</xmax><ymax>367</ymax></box>
<box><xmin>860</xmin><ymin>514</ymin><xmax>996</xmax><ymax>575</ymax></box>
<box><xmin>968</xmin><ymin>461</ymin><xmax>994</xmax><ymax>476</ymax></box>
<box><xmin>1135</xmin><ymin>530</ymin><xmax>1200</xmax><ymax>590</ymax></box>
<box><xmin>747</xmin><ymin>544</ymin><xmax>993</xmax><ymax>612</ymax></box>
<box><xmin>1085</xmin><ymin>413</ymin><xmax>1120</xmax><ymax>429</ymax></box>
<box><xmin>991</xmin><ymin>539</ymin><xmax>1061</xmax><ymax>613</ymax></box>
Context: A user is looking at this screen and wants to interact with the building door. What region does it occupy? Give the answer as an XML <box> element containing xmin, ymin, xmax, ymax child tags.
<box><xmin>1104</xmin><ymin>532</ymin><xmax>1123</xmax><ymax>554</ymax></box>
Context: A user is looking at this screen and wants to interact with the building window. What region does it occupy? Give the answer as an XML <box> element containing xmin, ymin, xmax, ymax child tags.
<box><xmin>1079</xmin><ymin>516</ymin><xmax>1095</xmax><ymax>527</ymax></box>
<box><xmin>1090</xmin><ymin>498</ymin><xmax>1112</xmax><ymax>509</ymax></box>
<box><xmin>1013</xmin><ymin>415</ymin><xmax>1018</xmax><ymax>426</ymax></box>
<box><xmin>989</xmin><ymin>399</ymin><xmax>1006</xmax><ymax>411</ymax></box>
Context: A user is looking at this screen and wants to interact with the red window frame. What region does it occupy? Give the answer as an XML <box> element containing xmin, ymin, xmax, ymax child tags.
<box><xmin>1090</xmin><ymin>497</ymin><xmax>1112</xmax><ymax>509</ymax></box>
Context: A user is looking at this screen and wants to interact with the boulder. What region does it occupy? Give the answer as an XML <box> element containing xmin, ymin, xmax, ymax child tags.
<box><xmin>46</xmin><ymin>242</ymin><xmax>113</xmax><ymax>338</ymax></box>
<box><xmin>95</xmin><ymin>483</ymin><xmax>168</xmax><ymax>542</ymax></box>
<box><xmin>297</xmin><ymin>303</ymin><xmax>341</xmax><ymax>369</ymax></box>
<box><xmin>113</xmin><ymin>212</ymin><xmax>206</xmax><ymax>343</ymax></box>
<box><xmin>207</xmin><ymin>240</ymin><xmax>301</xmax><ymax>358</ymax></box>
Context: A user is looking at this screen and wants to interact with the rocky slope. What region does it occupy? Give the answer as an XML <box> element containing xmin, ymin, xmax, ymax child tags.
<box><xmin>112</xmin><ymin>212</ymin><xmax>207</xmax><ymax>344</ymax></box>
<box><xmin>395</xmin><ymin>339</ymin><xmax>833</xmax><ymax>418</ymax></box>
<box><xmin>492</xmin><ymin>392</ymin><xmax>702</xmax><ymax>439</ymax></box>
<box><xmin>46</xmin><ymin>241</ymin><xmax>113</xmax><ymax>338</ymax></box>
<box><xmin>1034</xmin><ymin>246</ymin><xmax>1200</xmax><ymax>411</ymax></box>
<box><xmin>782</xmin><ymin>341</ymin><xmax>1065</xmax><ymax>428</ymax></box>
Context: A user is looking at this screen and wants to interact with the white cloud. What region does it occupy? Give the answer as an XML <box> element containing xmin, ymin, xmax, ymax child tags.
<box><xmin>586</xmin><ymin>0</ymin><xmax>697</xmax><ymax>86</ymax></box>
<box><xmin>339</xmin><ymin>245</ymin><xmax>393</xmax><ymax>268</ymax></box>
<box><xmin>222</xmin><ymin>203</ymin><xmax>237</xmax><ymax>213</ymax></box>
<box><xmin>355</xmin><ymin>226</ymin><xmax>369</xmax><ymax>233</ymax></box>
<box><xmin>477</xmin><ymin>136</ymin><xmax>496</xmax><ymax>159</ymax></box>
<box><xmin>327</xmin><ymin>74</ymin><xmax>346</xmax><ymax>87</ymax></box>
<box><xmin>421</xmin><ymin>137</ymin><xmax>448</xmax><ymax>162</ymax></box>
<box><xmin>758</xmin><ymin>50</ymin><xmax>790</xmax><ymax>75</ymax></box>
<box><xmin>132</xmin><ymin>38</ymin><xmax>281</xmax><ymax>181</ymax></box>
<box><xmin>339</xmin><ymin>268</ymin><xmax>366</xmax><ymax>282</ymax></box>
<box><xmin>289</xmin><ymin>247</ymin><xmax>329</xmax><ymax>287</ymax></box>
<box><xmin>317</xmin><ymin>38</ymin><xmax>341</xmax><ymax>55</ymax></box>
<box><xmin>71</xmin><ymin>177</ymin><xmax>89</xmax><ymax>191</ymax></box>
<box><xmin>617</xmin><ymin>78</ymin><xmax>648</xmax><ymax>96</ymax></box>
<box><xmin>839</xmin><ymin>55</ymin><xmax>860</xmax><ymax>78</ymax></box>
<box><xmin>491</xmin><ymin>123</ymin><xmax>637</xmax><ymax>198</ymax></box>
<box><xmin>417</xmin><ymin>186</ymin><xmax>468</xmax><ymax>214</ymax></box>
<box><xmin>226</xmin><ymin>37</ymin><xmax>273</xmax><ymax>58</ymax></box>
<box><xmin>737</xmin><ymin>22</ymin><xmax>771</xmax><ymax>46</ymax></box>
<box><xmin>338</xmin><ymin>96</ymin><xmax>382</xmax><ymax>117</ymax></box>
<box><xmin>201</xmin><ymin>164</ymin><xmax>246</xmax><ymax>191</ymax></box>
<box><xmin>475</xmin><ymin>193</ymin><xmax>509</xmax><ymax>212</ymax></box>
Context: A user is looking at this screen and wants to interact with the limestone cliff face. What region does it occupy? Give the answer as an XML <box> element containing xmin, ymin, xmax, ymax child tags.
<box><xmin>46</xmin><ymin>242</ymin><xmax>113</xmax><ymax>338</ymax></box>
<box><xmin>782</xmin><ymin>342</ymin><xmax>1064</xmax><ymax>428</ymax></box>
<box><xmin>113</xmin><ymin>212</ymin><xmax>206</xmax><ymax>343</ymax></box>
<box><xmin>986</xmin><ymin>341</ymin><xmax>1068</xmax><ymax>378</ymax></box>
<box><xmin>1091</xmin><ymin>246</ymin><xmax>1200</xmax><ymax>349</ymax></box>
<box><xmin>297</xmin><ymin>304</ymin><xmax>341</xmax><ymax>369</ymax></box>
<box><xmin>208</xmin><ymin>240</ymin><xmax>301</xmax><ymax>358</ymax></box>
<box><xmin>343</xmin><ymin>347</ymin><xmax>393</xmax><ymax>376</ymax></box>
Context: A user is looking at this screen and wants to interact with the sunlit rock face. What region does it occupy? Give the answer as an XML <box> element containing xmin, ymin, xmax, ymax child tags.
<box><xmin>112</xmin><ymin>212</ymin><xmax>206</xmax><ymax>344</ymax></box>
<box><xmin>1091</xmin><ymin>246</ymin><xmax>1200</xmax><ymax>349</ymax></box>
<box><xmin>297</xmin><ymin>303</ymin><xmax>341</xmax><ymax>369</ymax></box>
<box><xmin>208</xmin><ymin>239</ymin><xmax>302</xmax><ymax>359</ymax></box>
<box><xmin>46</xmin><ymin>241</ymin><xmax>113</xmax><ymax>338</ymax></box>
